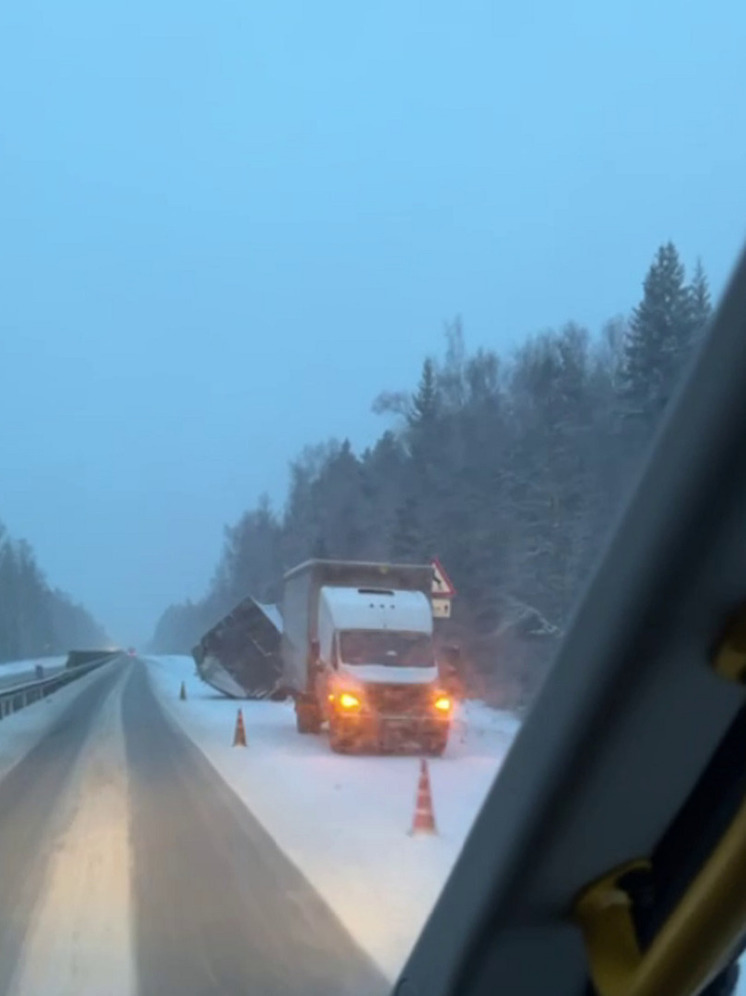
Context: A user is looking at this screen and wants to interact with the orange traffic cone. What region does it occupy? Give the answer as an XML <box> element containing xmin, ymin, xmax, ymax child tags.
<box><xmin>233</xmin><ymin>708</ymin><xmax>247</xmax><ymax>747</ymax></box>
<box><xmin>410</xmin><ymin>758</ymin><xmax>437</xmax><ymax>835</ymax></box>
<box><xmin>179</xmin><ymin>681</ymin><xmax>187</xmax><ymax>701</ymax></box>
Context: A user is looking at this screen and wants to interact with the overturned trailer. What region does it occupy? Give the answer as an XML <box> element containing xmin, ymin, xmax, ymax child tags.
<box><xmin>192</xmin><ymin>597</ymin><xmax>284</xmax><ymax>699</ymax></box>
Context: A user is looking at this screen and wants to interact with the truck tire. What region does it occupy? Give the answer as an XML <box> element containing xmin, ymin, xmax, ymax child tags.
<box><xmin>329</xmin><ymin>721</ymin><xmax>352</xmax><ymax>754</ymax></box>
<box><xmin>295</xmin><ymin>699</ymin><xmax>321</xmax><ymax>734</ymax></box>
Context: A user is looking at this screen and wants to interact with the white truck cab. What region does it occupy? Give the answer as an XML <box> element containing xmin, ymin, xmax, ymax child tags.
<box><xmin>318</xmin><ymin>586</ymin><xmax>437</xmax><ymax>683</ymax></box>
<box><xmin>281</xmin><ymin>561</ymin><xmax>452</xmax><ymax>754</ymax></box>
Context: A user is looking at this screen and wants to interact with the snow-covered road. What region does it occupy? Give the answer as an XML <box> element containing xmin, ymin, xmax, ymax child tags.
<box><xmin>146</xmin><ymin>654</ymin><xmax>520</xmax><ymax>980</ymax></box>
<box><xmin>0</xmin><ymin>658</ymin><xmax>389</xmax><ymax>995</ymax></box>
<box><xmin>10</xmin><ymin>672</ymin><xmax>135</xmax><ymax>996</ymax></box>
<box><xmin>1</xmin><ymin>653</ymin><xmax>742</xmax><ymax>994</ymax></box>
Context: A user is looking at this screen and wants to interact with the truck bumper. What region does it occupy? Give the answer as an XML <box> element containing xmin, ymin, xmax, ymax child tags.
<box><xmin>333</xmin><ymin>713</ymin><xmax>450</xmax><ymax>750</ymax></box>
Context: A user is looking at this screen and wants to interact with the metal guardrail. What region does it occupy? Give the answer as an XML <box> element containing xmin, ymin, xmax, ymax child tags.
<box><xmin>0</xmin><ymin>654</ymin><xmax>119</xmax><ymax>721</ymax></box>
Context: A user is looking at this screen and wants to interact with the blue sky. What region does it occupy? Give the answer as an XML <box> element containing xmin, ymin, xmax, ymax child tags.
<box><xmin>1</xmin><ymin>0</ymin><xmax>745</xmax><ymax>641</ymax></box>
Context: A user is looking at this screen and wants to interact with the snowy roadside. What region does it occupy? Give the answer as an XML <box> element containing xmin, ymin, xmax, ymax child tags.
<box><xmin>145</xmin><ymin>655</ymin><xmax>520</xmax><ymax>980</ymax></box>
<box><xmin>0</xmin><ymin>660</ymin><xmax>120</xmax><ymax>781</ymax></box>
<box><xmin>0</xmin><ymin>656</ymin><xmax>67</xmax><ymax>675</ymax></box>
<box><xmin>0</xmin><ymin>656</ymin><xmax>68</xmax><ymax>687</ymax></box>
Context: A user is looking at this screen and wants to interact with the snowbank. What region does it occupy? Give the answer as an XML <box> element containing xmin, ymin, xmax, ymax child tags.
<box><xmin>0</xmin><ymin>655</ymin><xmax>67</xmax><ymax>675</ymax></box>
<box><xmin>0</xmin><ymin>656</ymin><xmax>67</xmax><ymax>685</ymax></box>
<box><xmin>146</xmin><ymin>655</ymin><xmax>519</xmax><ymax>980</ymax></box>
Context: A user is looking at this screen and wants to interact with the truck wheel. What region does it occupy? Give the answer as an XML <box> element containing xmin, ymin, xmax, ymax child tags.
<box><xmin>329</xmin><ymin>719</ymin><xmax>352</xmax><ymax>753</ymax></box>
<box><xmin>295</xmin><ymin>700</ymin><xmax>321</xmax><ymax>734</ymax></box>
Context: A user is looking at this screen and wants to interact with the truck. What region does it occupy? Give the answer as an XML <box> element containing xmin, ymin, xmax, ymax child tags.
<box><xmin>280</xmin><ymin>559</ymin><xmax>452</xmax><ymax>754</ymax></box>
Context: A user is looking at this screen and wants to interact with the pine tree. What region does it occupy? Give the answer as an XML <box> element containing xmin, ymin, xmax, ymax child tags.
<box><xmin>0</xmin><ymin>537</ymin><xmax>21</xmax><ymax>660</ymax></box>
<box><xmin>409</xmin><ymin>358</ymin><xmax>440</xmax><ymax>429</ymax></box>
<box><xmin>689</xmin><ymin>258</ymin><xmax>712</xmax><ymax>341</ymax></box>
<box><xmin>439</xmin><ymin>317</ymin><xmax>466</xmax><ymax>412</ymax></box>
<box><xmin>215</xmin><ymin>494</ymin><xmax>282</xmax><ymax>607</ymax></box>
<box><xmin>621</xmin><ymin>242</ymin><xmax>694</xmax><ymax>424</ymax></box>
<box><xmin>359</xmin><ymin>432</ymin><xmax>406</xmax><ymax>559</ymax></box>
<box><xmin>312</xmin><ymin>535</ymin><xmax>330</xmax><ymax>558</ymax></box>
<box><xmin>391</xmin><ymin>496</ymin><xmax>425</xmax><ymax>561</ymax></box>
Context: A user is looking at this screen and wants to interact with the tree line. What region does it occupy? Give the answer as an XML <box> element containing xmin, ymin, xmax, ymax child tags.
<box><xmin>151</xmin><ymin>242</ymin><xmax>711</xmax><ymax>707</ymax></box>
<box><xmin>0</xmin><ymin>524</ymin><xmax>108</xmax><ymax>662</ymax></box>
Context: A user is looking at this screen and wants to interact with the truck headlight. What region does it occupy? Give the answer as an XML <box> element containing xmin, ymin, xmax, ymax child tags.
<box><xmin>338</xmin><ymin>692</ymin><xmax>362</xmax><ymax>711</ymax></box>
<box><xmin>434</xmin><ymin>695</ymin><xmax>452</xmax><ymax>713</ymax></box>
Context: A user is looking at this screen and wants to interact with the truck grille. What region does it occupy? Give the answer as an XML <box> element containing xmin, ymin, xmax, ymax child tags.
<box><xmin>364</xmin><ymin>683</ymin><xmax>431</xmax><ymax>715</ymax></box>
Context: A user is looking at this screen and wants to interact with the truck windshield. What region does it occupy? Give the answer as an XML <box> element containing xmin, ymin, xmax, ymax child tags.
<box><xmin>338</xmin><ymin>630</ymin><xmax>434</xmax><ymax>667</ymax></box>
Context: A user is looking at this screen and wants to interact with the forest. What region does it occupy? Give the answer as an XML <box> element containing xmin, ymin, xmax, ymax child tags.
<box><xmin>151</xmin><ymin>243</ymin><xmax>711</xmax><ymax>708</ymax></box>
<box><xmin>0</xmin><ymin>523</ymin><xmax>108</xmax><ymax>662</ymax></box>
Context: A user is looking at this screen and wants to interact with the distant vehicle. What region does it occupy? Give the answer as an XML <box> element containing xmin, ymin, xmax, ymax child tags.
<box><xmin>280</xmin><ymin>559</ymin><xmax>452</xmax><ymax>754</ymax></box>
<box><xmin>128</xmin><ymin>647</ymin><xmax>136</xmax><ymax>656</ymax></box>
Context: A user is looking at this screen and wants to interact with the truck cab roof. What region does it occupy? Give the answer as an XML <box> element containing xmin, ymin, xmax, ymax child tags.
<box><xmin>320</xmin><ymin>585</ymin><xmax>433</xmax><ymax>633</ymax></box>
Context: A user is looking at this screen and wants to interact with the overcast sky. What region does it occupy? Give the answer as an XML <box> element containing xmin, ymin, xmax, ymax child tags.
<box><xmin>1</xmin><ymin>0</ymin><xmax>745</xmax><ymax>642</ymax></box>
